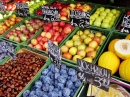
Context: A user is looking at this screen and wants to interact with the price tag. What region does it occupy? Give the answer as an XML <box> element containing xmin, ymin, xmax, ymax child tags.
<box><xmin>120</xmin><ymin>14</ymin><xmax>130</xmax><ymax>33</ymax></box>
<box><xmin>16</xmin><ymin>2</ymin><xmax>30</xmax><ymax>17</ymax></box>
<box><xmin>42</xmin><ymin>6</ymin><xmax>60</xmax><ymax>22</ymax></box>
<box><xmin>0</xmin><ymin>1</ymin><xmax>6</xmax><ymax>13</ymax></box>
<box><xmin>48</xmin><ymin>40</ymin><xmax>61</xmax><ymax>66</ymax></box>
<box><xmin>77</xmin><ymin>59</ymin><xmax>111</xmax><ymax>91</ymax></box>
<box><xmin>70</xmin><ymin>10</ymin><xmax>90</xmax><ymax>28</ymax></box>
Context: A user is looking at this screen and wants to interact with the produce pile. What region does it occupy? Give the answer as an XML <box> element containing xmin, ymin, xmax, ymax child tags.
<box><xmin>23</xmin><ymin>64</ymin><xmax>81</xmax><ymax>97</ymax></box>
<box><xmin>0</xmin><ymin>52</ymin><xmax>46</xmax><ymax>96</ymax></box>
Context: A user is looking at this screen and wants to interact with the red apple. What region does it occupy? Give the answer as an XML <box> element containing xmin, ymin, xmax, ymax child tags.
<box><xmin>56</xmin><ymin>35</ymin><xmax>63</xmax><ymax>43</ymax></box>
<box><xmin>92</xmin><ymin>37</ymin><xmax>101</xmax><ymax>44</ymax></box>
<box><xmin>60</xmin><ymin>11</ymin><xmax>68</xmax><ymax>16</ymax></box>
<box><xmin>52</xmin><ymin>22</ymin><xmax>59</xmax><ymax>26</ymax></box>
<box><xmin>86</xmin><ymin>51</ymin><xmax>97</xmax><ymax>59</ymax></box>
<box><xmin>53</xmin><ymin>26</ymin><xmax>59</xmax><ymax>31</ymax></box>
<box><xmin>42</xmin><ymin>37</ymin><xmax>48</xmax><ymax>43</ymax></box>
<box><xmin>35</xmin><ymin>44</ymin><xmax>43</xmax><ymax>50</ymax></box>
<box><xmin>88</xmin><ymin>40</ymin><xmax>98</xmax><ymax>49</ymax></box>
<box><xmin>59</xmin><ymin>21</ymin><xmax>66</xmax><ymax>27</ymax></box>
<box><xmin>28</xmin><ymin>43</ymin><xmax>33</xmax><ymax>47</ymax></box>
<box><xmin>63</xmin><ymin>27</ymin><xmax>72</xmax><ymax>34</ymax></box>
<box><xmin>62</xmin><ymin>52</ymin><xmax>72</xmax><ymax>60</ymax></box>
<box><xmin>37</xmin><ymin>36</ymin><xmax>43</xmax><ymax>42</ymax></box>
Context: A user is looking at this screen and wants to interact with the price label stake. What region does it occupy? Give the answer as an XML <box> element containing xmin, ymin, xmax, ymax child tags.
<box><xmin>48</xmin><ymin>40</ymin><xmax>61</xmax><ymax>87</ymax></box>
<box><xmin>16</xmin><ymin>2</ymin><xmax>30</xmax><ymax>17</ymax></box>
<box><xmin>77</xmin><ymin>58</ymin><xmax>111</xmax><ymax>92</ymax></box>
<box><xmin>0</xmin><ymin>1</ymin><xmax>6</xmax><ymax>13</ymax></box>
<box><xmin>42</xmin><ymin>6</ymin><xmax>60</xmax><ymax>22</ymax></box>
<box><xmin>70</xmin><ymin>10</ymin><xmax>90</xmax><ymax>28</ymax></box>
<box><xmin>120</xmin><ymin>14</ymin><xmax>130</xmax><ymax>33</ymax></box>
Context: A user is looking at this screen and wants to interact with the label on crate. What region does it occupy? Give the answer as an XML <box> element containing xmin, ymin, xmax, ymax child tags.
<box><xmin>16</xmin><ymin>2</ymin><xmax>30</xmax><ymax>17</ymax></box>
<box><xmin>70</xmin><ymin>10</ymin><xmax>90</xmax><ymax>28</ymax></box>
<box><xmin>42</xmin><ymin>6</ymin><xmax>60</xmax><ymax>22</ymax></box>
<box><xmin>48</xmin><ymin>40</ymin><xmax>61</xmax><ymax>66</ymax></box>
<box><xmin>120</xmin><ymin>14</ymin><xmax>130</xmax><ymax>33</ymax></box>
<box><xmin>77</xmin><ymin>59</ymin><xmax>111</xmax><ymax>91</ymax></box>
<box><xmin>0</xmin><ymin>1</ymin><xmax>6</xmax><ymax>13</ymax></box>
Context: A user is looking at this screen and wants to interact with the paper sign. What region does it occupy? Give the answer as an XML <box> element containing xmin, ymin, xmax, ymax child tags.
<box><xmin>0</xmin><ymin>1</ymin><xmax>6</xmax><ymax>13</ymax></box>
<box><xmin>120</xmin><ymin>14</ymin><xmax>130</xmax><ymax>33</ymax></box>
<box><xmin>48</xmin><ymin>40</ymin><xmax>61</xmax><ymax>66</ymax></box>
<box><xmin>70</xmin><ymin>10</ymin><xmax>90</xmax><ymax>28</ymax></box>
<box><xmin>42</xmin><ymin>6</ymin><xmax>60</xmax><ymax>22</ymax></box>
<box><xmin>77</xmin><ymin>59</ymin><xmax>111</xmax><ymax>91</ymax></box>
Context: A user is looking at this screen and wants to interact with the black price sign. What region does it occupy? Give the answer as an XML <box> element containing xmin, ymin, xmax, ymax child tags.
<box><xmin>16</xmin><ymin>2</ymin><xmax>30</xmax><ymax>17</ymax></box>
<box><xmin>77</xmin><ymin>59</ymin><xmax>111</xmax><ymax>91</ymax></box>
<box><xmin>70</xmin><ymin>10</ymin><xmax>90</xmax><ymax>28</ymax></box>
<box><xmin>48</xmin><ymin>40</ymin><xmax>61</xmax><ymax>66</ymax></box>
<box><xmin>120</xmin><ymin>14</ymin><xmax>130</xmax><ymax>33</ymax></box>
<box><xmin>42</xmin><ymin>6</ymin><xmax>60</xmax><ymax>22</ymax></box>
<box><xmin>0</xmin><ymin>2</ymin><xmax>6</xmax><ymax>13</ymax></box>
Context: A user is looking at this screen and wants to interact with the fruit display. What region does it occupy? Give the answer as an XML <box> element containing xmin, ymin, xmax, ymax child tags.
<box><xmin>28</xmin><ymin>21</ymin><xmax>74</xmax><ymax>51</ymax></box>
<box><xmin>90</xmin><ymin>7</ymin><xmax>121</xmax><ymax>28</ymax></box>
<box><xmin>22</xmin><ymin>63</ymin><xmax>82</xmax><ymax>97</ymax></box>
<box><xmin>87</xmin><ymin>84</ymin><xmax>130</xmax><ymax>97</ymax></box>
<box><xmin>0</xmin><ymin>14</ymin><xmax>23</xmax><ymax>35</ymax></box>
<box><xmin>28</xmin><ymin>0</ymin><xmax>47</xmax><ymax>14</ymax></box>
<box><xmin>35</xmin><ymin>1</ymin><xmax>93</xmax><ymax>21</ymax></box>
<box><xmin>61</xmin><ymin>29</ymin><xmax>106</xmax><ymax>63</ymax></box>
<box><xmin>0</xmin><ymin>51</ymin><xmax>46</xmax><ymax>97</ymax></box>
<box><xmin>5</xmin><ymin>18</ymin><xmax>44</xmax><ymax>43</ymax></box>
<box><xmin>97</xmin><ymin>33</ymin><xmax>130</xmax><ymax>81</ymax></box>
<box><xmin>117</xmin><ymin>10</ymin><xmax>130</xmax><ymax>31</ymax></box>
<box><xmin>0</xmin><ymin>40</ymin><xmax>16</xmax><ymax>62</ymax></box>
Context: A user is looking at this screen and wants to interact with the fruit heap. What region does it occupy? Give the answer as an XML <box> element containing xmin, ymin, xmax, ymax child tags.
<box><xmin>0</xmin><ymin>40</ymin><xmax>16</xmax><ymax>62</ymax></box>
<box><xmin>0</xmin><ymin>12</ymin><xmax>13</xmax><ymax>20</ymax></box>
<box><xmin>0</xmin><ymin>52</ymin><xmax>46</xmax><ymax>97</ymax></box>
<box><xmin>5</xmin><ymin>18</ymin><xmax>44</xmax><ymax>43</ymax></box>
<box><xmin>61</xmin><ymin>29</ymin><xmax>106</xmax><ymax>63</ymax></box>
<box><xmin>0</xmin><ymin>14</ymin><xmax>23</xmax><ymax>35</ymax></box>
<box><xmin>98</xmin><ymin>34</ymin><xmax>130</xmax><ymax>81</ymax></box>
<box><xmin>90</xmin><ymin>7</ymin><xmax>120</xmax><ymax>28</ymax></box>
<box><xmin>28</xmin><ymin>21</ymin><xmax>74</xmax><ymax>51</ymax></box>
<box><xmin>36</xmin><ymin>2</ymin><xmax>92</xmax><ymax>21</ymax></box>
<box><xmin>29</xmin><ymin>0</ymin><xmax>47</xmax><ymax>14</ymax></box>
<box><xmin>117</xmin><ymin>10</ymin><xmax>130</xmax><ymax>30</ymax></box>
<box><xmin>22</xmin><ymin>64</ymin><xmax>81</xmax><ymax>97</ymax></box>
<box><xmin>4</xmin><ymin>3</ymin><xmax>16</xmax><ymax>11</ymax></box>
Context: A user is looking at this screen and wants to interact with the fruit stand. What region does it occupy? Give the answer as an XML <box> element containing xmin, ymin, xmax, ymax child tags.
<box><xmin>0</xmin><ymin>0</ymin><xmax>130</xmax><ymax>97</ymax></box>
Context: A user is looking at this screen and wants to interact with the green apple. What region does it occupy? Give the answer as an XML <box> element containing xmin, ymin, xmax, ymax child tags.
<box><xmin>84</xmin><ymin>37</ymin><xmax>92</xmax><ymax>44</ymax></box>
<box><xmin>105</xmin><ymin>16</ymin><xmax>112</xmax><ymax>21</ymax></box>
<box><xmin>95</xmin><ymin>17</ymin><xmax>102</xmax><ymax>22</ymax></box>
<box><xmin>0</xmin><ymin>14</ymin><xmax>3</xmax><ymax>19</ymax></box>
<box><xmin>88</xmin><ymin>33</ymin><xmax>94</xmax><ymax>38</ymax></box>
<box><xmin>72</xmin><ymin>55</ymin><xmax>82</xmax><ymax>62</ymax></box>
<box><xmin>93</xmin><ymin>20</ymin><xmax>101</xmax><ymax>27</ymax></box>
<box><xmin>100</xmin><ymin>15</ymin><xmax>105</xmax><ymax>20</ymax></box>
<box><xmin>76</xmin><ymin>30</ymin><xmax>83</xmax><ymax>35</ymax></box>
<box><xmin>99</xmin><ymin>7</ymin><xmax>105</xmax><ymax>12</ymax></box>
<box><xmin>103</xmin><ymin>18</ymin><xmax>110</xmax><ymax>23</ymax></box>
<box><xmin>90</xmin><ymin>15</ymin><xmax>96</xmax><ymax>21</ymax></box>
<box><xmin>65</xmin><ymin>40</ymin><xmax>74</xmax><ymax>48</ymax></box>
<box><xmin>80</xmin><ymin>34</ymin><xmax>87</xmax><ymax>40</ymax></box>
<box><xmin>116</xmin><ymin>10</ymin><xmax>120</xmax><ymax>14</ymax></box>
<box><xmin>107</xmin><ymin>12</ymin><xmax>114</xmax><ymax>17</ymax></box>
<box><xmin>101</xmin><ymin>22</ymin><xmax>110</xmax><ymax>28</ymax></box>
<box><xmin>72</xmin><ymin>35</ymin><xmax>80</xmax><ymax>41</ymax></box>
<box><xmin>69</xmin><ymin>47</ymin><xmax>77</xmax><ymax>55</ymax></box>
<box><xmin>90</xmin><ymin>20</ymin><xmax>93</xmax><ymax>25</ymax></box>
<box><xmin>93</xmin><ymin>14</ymin><xmax>99</xmax><ymax>18</ymax></box>
<box><xmin>74</xmin><ymin>40</ymin><xmax>82</xmax><ymax>47</ymax></box>
<box><xmin>111</xmin><ymin>9</ymin><xmax>117</xmax><ymax>15</ymax></box>
<box><xmin>100</xmin><ymin>11</ymin><xmax>107</xmax><ymax>16</ymax></box>
<box><xmin>105</xmin><ymin>8</ymin><xmax>111</xmax><ymax>13</ymax></box>
<box><xmin>94</xmin><ymin>10</ymin><xmax>100</xmax><ymax>15</ymax></box>
<box><xmin>78</xmin><ymin>44</ymin><xmax>86</xmax><ymax>50</ymax></box>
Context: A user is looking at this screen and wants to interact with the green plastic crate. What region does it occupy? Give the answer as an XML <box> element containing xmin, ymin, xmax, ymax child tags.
<box><xmin>95</xmin><ymin>30</ymin><xmax>130</xmax><ymax>84</ymax></box>
<box><xmin>59</xmin><ymin>27</ymin><xmax>112</xmax><ymax>65</ymax></box>
<box><xmin>2</xmin><ymin>16</ymin><xmax>43</xmax><ymax>45</ymax></box>
<box><xmin>17</xmin><ymin>58</ymin><xmax>83</xmax><ymax>97</ymax></box>
<box><xmin>90</xmin><ymin>4</ymin><xmax>124</xmax><ymax>29</ymax></box>
<box><xmin>0</xmin><ymin>37</ymin><xmax>18</xmax><ymax>65</ymax></box>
